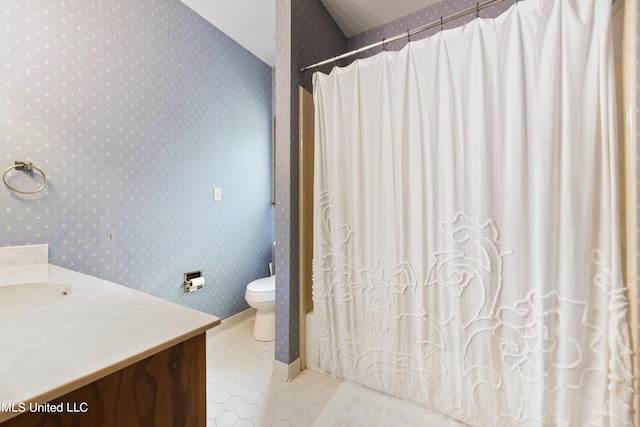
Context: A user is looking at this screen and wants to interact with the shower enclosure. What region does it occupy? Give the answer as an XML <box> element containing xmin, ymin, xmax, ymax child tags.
<box><xmin>306</xmin><ymin>0</ymin><xmax>638</xmax><ymax>425</ymax></box>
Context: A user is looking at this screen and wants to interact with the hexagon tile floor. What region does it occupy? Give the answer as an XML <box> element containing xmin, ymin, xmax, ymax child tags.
<box><xmin>205</xmin><ymin>316</ymin><xmax>341</xmax><ymax>427</ymax></box>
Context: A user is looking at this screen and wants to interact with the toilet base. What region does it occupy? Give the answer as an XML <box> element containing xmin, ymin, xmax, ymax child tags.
<box><xmin>253</xmin><ymin>308</ymin><xmax>275</xmax><ymax>342</ymax></box>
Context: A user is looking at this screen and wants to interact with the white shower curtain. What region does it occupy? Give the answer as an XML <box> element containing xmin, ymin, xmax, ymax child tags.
<box><xmin>311</xmin><ymin>0</ymin><xmax>634</xmax><ymax>425</ymax></box>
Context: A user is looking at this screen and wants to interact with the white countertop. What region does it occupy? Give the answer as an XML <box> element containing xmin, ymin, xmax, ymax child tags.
<box><xmin>0</xmin><ymin>260</ymin><xmax>220</xmax><ymax>422</ymax></box>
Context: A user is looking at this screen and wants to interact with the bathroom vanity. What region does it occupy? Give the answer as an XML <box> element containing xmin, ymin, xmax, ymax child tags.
<box><xmin>0</xmin><ymin>245</ymin><xmax>220</xmax><ymax>426</ymax></box>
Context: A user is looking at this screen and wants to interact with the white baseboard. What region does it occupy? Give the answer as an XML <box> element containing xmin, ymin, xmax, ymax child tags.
<box><xmin>206</xmin><ymin>307</ymin><xmax>256</xmax><ymax>338</ymax></box>
<box><xmin>272</xmin><ymin>357</ymin><xmax>301</xmax><ymax>382</ymax></box>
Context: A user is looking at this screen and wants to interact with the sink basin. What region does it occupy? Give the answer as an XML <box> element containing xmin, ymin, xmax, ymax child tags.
<box><xmin>0</xmin><ymin>283</ymin><xmax>71</xmax><ymax>316</ymax></box>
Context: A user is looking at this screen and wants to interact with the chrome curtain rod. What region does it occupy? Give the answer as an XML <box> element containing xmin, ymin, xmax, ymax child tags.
<box><xmin>300</xmin><ymin>0</ymin><xmax>508</xmax><ymax>73</ymax></box>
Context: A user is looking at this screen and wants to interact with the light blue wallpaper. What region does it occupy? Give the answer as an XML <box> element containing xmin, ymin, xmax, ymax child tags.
<box><xmin>274</xmin><ymin>0</ymin><xmax>346</xmax><ymax>364</ymax></box>
<box><xmin>275</xmin><ymin>0</ymin><xmax>294</xmax><ymax>363</ymax></box>
<box><xmin>1</xmin><ymin>0</ymin><xmax>274</xmax><ymax>319</ymax></box>
<box><xmin>346</xmin><ymin>0</ymin><xmax>515</xmax><ymax>56</ymax></box>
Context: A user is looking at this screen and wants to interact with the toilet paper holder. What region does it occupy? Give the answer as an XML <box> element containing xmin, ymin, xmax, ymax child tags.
<box><xmin>183</xmin><ymin>270</ymin><xmax>204</xmax><ymax>293</ymax></box>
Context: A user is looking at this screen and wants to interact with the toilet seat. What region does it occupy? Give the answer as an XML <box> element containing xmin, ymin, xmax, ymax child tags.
<box><xmin>245</xmin><ymin>276</ymin><xmax>275</xmax><ymax>303</ymax></box>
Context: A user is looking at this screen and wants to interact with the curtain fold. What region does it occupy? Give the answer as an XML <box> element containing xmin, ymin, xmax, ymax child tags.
<box><xmin>312</xmin><ymin>0</ymin><xmax>634</xmax><ymax>425</ymax></box>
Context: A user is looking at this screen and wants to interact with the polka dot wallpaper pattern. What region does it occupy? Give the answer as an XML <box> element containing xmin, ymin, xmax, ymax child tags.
<box><xmin>274</xmin><ymin>0</ymin><xmax>345</xmax><ymax>363</ymax></box>
<box><xmin>1</xmin><ymin>0</ymin><xmax>274</xmax><ymax>320</ymax></box>
<box><xmin>346</xmin><ymin>0</ymin><xmax>515</xmax><ymax>58</ymax></box>
<box><xmin>275</xmin><ymin>0</ymin><xmax>293</xmax><ymax>364</ymax></box>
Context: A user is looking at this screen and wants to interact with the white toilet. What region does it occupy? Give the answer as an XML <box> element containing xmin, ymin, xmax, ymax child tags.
<box><xmin>245</xmin><ymin>275</ymin><xmax>276</xmax><ymax>341</ymax></box>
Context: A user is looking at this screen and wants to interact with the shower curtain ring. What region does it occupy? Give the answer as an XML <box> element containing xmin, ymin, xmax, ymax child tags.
<box><xmin>476</xmin><ymin>2</ymin><xmax>480</xmax><ymax>18</ymax></box>
<box><xmin>406</xmin><ymin>30</ymin><xmax>411</xmax><ymax>42</ymax></box>
<box><xmin>440</xmin><ymin>16</ymin><xmax>444</xmax><ymax>32</ymax></box>
<box><xmin>382</xmin><ymin>38</ymin><xmax>387</xmax><ymax>51</ymax></box>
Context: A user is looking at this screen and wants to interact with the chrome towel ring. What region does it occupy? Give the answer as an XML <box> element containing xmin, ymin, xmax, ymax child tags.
<box><xmin>2</xmin><ymin>161</ymin><xmax>48</xmax><ymax>195</ymax></box>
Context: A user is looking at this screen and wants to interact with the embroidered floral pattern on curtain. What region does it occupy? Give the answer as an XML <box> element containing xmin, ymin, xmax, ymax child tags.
<box><xmin>311</xmin><ymin>0</ymin><xmax>634</xmax><ymax>425</ymax></box>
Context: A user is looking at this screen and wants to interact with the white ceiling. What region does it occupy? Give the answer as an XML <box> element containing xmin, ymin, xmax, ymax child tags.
<box><xmin>179</xmin><ymin>0</ymin><xmax>440</xmax><ymax>67</ymax></box>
